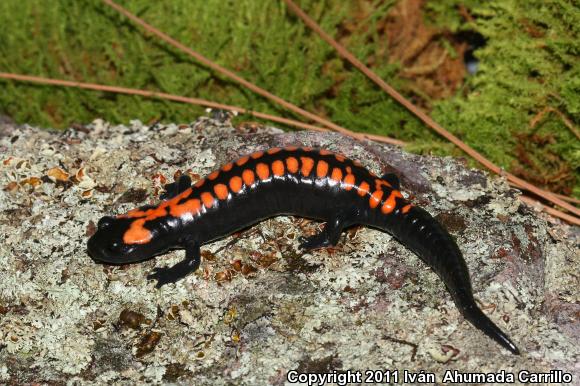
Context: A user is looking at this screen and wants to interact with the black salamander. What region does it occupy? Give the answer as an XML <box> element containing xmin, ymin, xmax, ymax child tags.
<box><xmin>87</xmin><ymin>146</ymin><xmax>520</xmax><ymax>354</ymax></box>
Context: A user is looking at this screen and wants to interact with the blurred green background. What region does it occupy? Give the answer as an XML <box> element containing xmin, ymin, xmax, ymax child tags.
<box><xmin>0</xmin><ymin>0</ymin><xmax>578</xmax><ymax>197</ymax></box>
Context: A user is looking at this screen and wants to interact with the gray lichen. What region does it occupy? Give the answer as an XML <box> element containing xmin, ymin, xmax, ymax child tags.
<box><xmin>0</xmin><ymin>116</ymin><xmax>577</xmax><ymax>384</ymax></box>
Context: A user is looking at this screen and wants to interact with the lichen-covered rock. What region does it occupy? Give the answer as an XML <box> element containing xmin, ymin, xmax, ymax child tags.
<box><xmin>0</xmin><ymin>116</ymin><xmax>577</xmax><ymax>384</ymax></box>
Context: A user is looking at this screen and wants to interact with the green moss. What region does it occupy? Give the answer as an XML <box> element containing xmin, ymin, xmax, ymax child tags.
<box><xmin>429</xmin><ymin>0</ymin><xmax>579</xmax><ymax>196</ymax></box>
<box><xmin>0</xmin><ymin>0</ymin><xmax>424</xmax><ymax>135</ymax></box>
<box><xmin>0</xmin><ymin>0</ymin><xmax>577</xmax><ymax>196</ymax></box>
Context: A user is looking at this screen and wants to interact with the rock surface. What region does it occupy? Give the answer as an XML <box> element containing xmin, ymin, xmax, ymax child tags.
<box><xmin>0</xmin><ymin>116</ymin><xmax>578</xmax><ymax>385</ymax></box>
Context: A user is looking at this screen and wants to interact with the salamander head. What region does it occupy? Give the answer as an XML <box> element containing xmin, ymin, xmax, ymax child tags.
<box><xmin>87</xmin><ymin>214</ymin><xmax>175</xmax><ymax>264</ymax></box>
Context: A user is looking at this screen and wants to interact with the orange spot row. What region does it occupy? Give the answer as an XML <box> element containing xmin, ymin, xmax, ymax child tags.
<box><xmin>165</xmin><ymin>168</ymin><xmax>260</xmax><ymax>219</ymax></box>
<box><xmin>193</xmin><ymin>154</ymin><xmax>362</xmax><ymax>214</ymax></box>
<box><xmin>123</xmin><ymin>187</ymin><xmax>195</xmax><ymax>243</ymax></box>
<box><xmin>121</xmin><ymin>147</ymin><xmax>405</xmax><ymax>244</ymax></box>
<box><xmin>201</xmin><ymin>147</ymin><xmax>348</xmax><ymax>190</ymax></box>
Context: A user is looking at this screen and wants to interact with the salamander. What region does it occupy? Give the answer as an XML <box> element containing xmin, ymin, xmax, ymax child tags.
<box><xmin>87</xmin><ymin>146</ymin><xmax>520</xmax><ymax>354</ymax></box>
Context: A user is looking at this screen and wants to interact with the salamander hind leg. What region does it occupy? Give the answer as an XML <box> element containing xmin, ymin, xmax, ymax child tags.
<box><xmin>299</xmin><ymin>209</ymin><xmax>356</xmax><ymax>250</ymax></box>
<box><xmin>147</xmin><ymin>240</ymin><xmax>201</xmax><ymax>288</ymax></box>
<box><xmin>160</xmin><ymin>175</ymin><xmax>192</xmax><ymax>200</ymax></box>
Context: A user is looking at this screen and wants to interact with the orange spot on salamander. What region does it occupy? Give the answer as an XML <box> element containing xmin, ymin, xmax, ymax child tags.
<box><xmin>286</xmin><ymin>157</ymin><xmax>299</xmax><ymax>173</ymax></box>
<box><xmin>123</xmin><ymin>219</ymin><xmax>152</xmax><ymax>244</ymax></box>
<box><xmin>369</xmin><ymin>190</ymin><xmax>384</xmax><ymax>208</ymax></box>
<box><xmin>201</xmin><ymin>192</ymin><xmax>215</xmax><ymax>208</ymax></box>
<box><xmin>300</xmin><ymin>157</ymin><xmax>314</xmax><ymax>176</ymax></box>
<box><xmin>169</xmin><ymin>198</ymin><xmax>201</xmax><ymax>217</ymax></box>
<box><xmin>214</xmin><ymin>184</ymin><xmax>229</xmax><ymax>200</ymax></box>
<box><xmin>251</xmin><ymin>151</ymin><xmax>264</xmax><ymax>159</ymax></box>
<box><xmin>127</xmin><ymin>208</ymin><xmax>147</xmax><ymax>217</ymax></box>
<box><xmin>272</xmin><ymin>160</ymin><xmax>285</xmax><ymax>176</ymax></box>
<box><xmin>229</xmin><ymin>176</ymin><xmax>243</xmax><ymax>193</ymax></box>
<box><xmin>285</xmin><ymin>146</ymin><xmax>298</xmax><ymax>151</ymax></box>
<box><xmin>330</xmin><ymin>167</ymin><xmax>342</xmax><ymax>182</ymax></box>
<box><xmin>208</xmin><ymin>171</ymin><xmax>219</xmax><ymax>180</ymax></box>
<box><xmin>256</xmin><ymin>163</ymin><xmax>270</xmax><ymax>180</ymax></box>
<box><xmin>381</xmin><ymin>190</ymin><xmax>404</xmax><ymax>214</ymax></box>
<box><xmin>242</xmin><ymin>169</ymin><xmax>255</xmax><ymax>186</ymax></box>
<box><xmin>335</xmin><ymin>154</ymin><xmax>345</xmax><ymax>162</ymax></box>
<box><xmin>123</xmin><ymin>187</ymin><xmax>196</xmax><ymax>243</ymax></box>
<box><xmin>236</xmin><ymin>155</ymin><xmax>250</xmax><ymax>166</ymax></box>
<box><xmin>195</xmin><ymin>179</ymin><xmax>205</xmax><ymax>188</ymax></box>
<box><xmin>401</xmin><ymin>204</ymin><xmax>412</xmax><ymax>214</ymax></box>
<box><xmin>343</xmin><ymin>174</ymin><xmax>355</xmax><ymax>190</ymax></box>
<box><xmin>179</xmin><ymin>187</ymin><xmax>193</xmax><ymax>199</ymax></box>
<box><xmin>318</xmin><ymin>149</ymin><xmax>332</xmax><ymax>156</ymax></box>
<box><xmin>145</xmin><ymin>206</ymin><xmax>167</xmax><ymax>219</ymax></box>
<box><xmin>316</xmin><ymin>160</ymin><xmax>329</xmax><ymax>178</ymax></box>
<box><xmin>375</xmin><ymin>179</ymin><xmax>392</xmax><ymax>191</ymax></box>
<box><xmin>302</xmin><ymin>147</ymin><xmax>313</xmax><ymax>152</ymax></box>
<box><xmin>221</xmin><ymin>162</ymin><xmax>233</xmax><ymax>172</ymax></box>
<box><xmin>357</xmin><ymin>181</ymin><xmax>370</xmax><ymax>196</ymax></box>
<box><xmin>267</xmin><ymin>147</ymin><xmax>281</xmax><ymax>155</ymax></box>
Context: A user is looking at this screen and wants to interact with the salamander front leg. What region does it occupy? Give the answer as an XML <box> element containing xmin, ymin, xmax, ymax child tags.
<box><xmin>147</xmin><ymin>240</ymin><xmax>201</xmax><ymax>288</ymax></box>
<box><xmin>299</xmin><ymin>211</ymin><xmax>354</xmax><ymax>250</ymax></box>
<box><xmin>160</xmin><ymin>175</ymin><xmax>192</xmax><ymax>200</ymax></box>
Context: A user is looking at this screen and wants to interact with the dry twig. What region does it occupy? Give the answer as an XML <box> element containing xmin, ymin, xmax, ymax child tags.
<box><xmin>283</xmin><ymin>0</ymin><xmax>579</xmax><ymax>221</ymax></box>
<box><xmin>530</xmin><ymin>106</ymin><xmax>580</xmax><ymax>140</ymax></box>
<box><xmin>100</xmin><ymin>0</ymin><xmax>404</xmax><ymax>147</ymax></box>
<box><xmin>519</xmin><ymin>196</ymin><xmax>580</xmax><ymax>225</ymax></box>
<box><xmin>0</xmin><ymin>72</ymin><xmax>404</xmax><ymax>147</ymax></box>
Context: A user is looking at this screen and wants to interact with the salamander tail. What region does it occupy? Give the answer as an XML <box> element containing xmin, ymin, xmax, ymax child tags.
<box><xmin>462</xmin><ymin>302</ymin><xmax>520</xmax><ymax>355</ymax></box>
<box><xmin>382</xmin><ymin>205</ymin><xmax>520</xmax><ymax>354</ymax></box>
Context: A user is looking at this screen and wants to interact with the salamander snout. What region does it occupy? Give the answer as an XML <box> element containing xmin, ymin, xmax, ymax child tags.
<box><xmin>87</xmin><ymin>215</ymin><xmax>171</xmax><ymax>265</ymax></box>
<box><xmin>87</xmin><ymin>216</ymin><xmax>143</xmax><ymax>264</ymax></box>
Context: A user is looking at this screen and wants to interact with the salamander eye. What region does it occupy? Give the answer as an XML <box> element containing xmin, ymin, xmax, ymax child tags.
<box><xmin>98</xmin><ymin>216</ymin><xmax>115</xmax><ymax>230</ymax></box>
<box><xmin>108</xmin><ymin>241</ymin><xmax>122</xmax><ymax>253</ymax></box>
